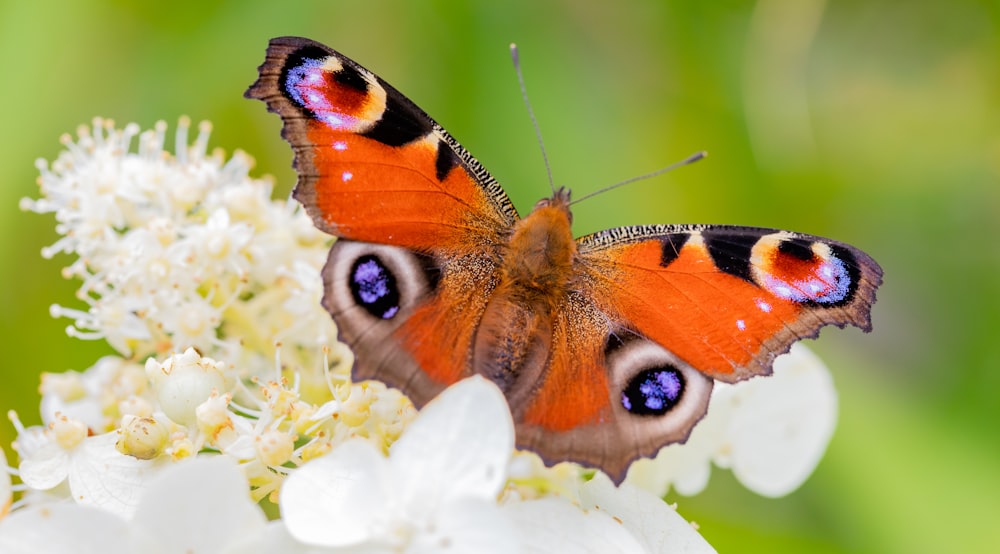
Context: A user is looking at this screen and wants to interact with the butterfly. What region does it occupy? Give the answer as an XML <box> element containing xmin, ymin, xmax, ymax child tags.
<box><xmin>246</xmin><ymin>36</ymin><xmax>883</xmax><ymax>483</ymax></box>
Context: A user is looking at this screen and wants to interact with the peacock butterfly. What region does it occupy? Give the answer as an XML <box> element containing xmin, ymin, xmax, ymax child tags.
<box><xmin>246</xmin><ymin>36</ymin><xmax>882</xmax><ymax>483</ymax></box>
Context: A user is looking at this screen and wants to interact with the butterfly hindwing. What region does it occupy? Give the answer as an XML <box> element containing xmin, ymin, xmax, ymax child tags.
<box><xmin>510</xmin><ymin>293</ymin><xmax>715</xmax><ymax>483</ymax></box>
<box><xmin>321</xmin><ymin>240</ymin><xmax>499</xmax><ymax>407</ymax></box>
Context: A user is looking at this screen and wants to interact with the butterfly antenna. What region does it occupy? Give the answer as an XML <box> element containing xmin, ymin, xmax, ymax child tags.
<box><xmin>569</xmin><ymin>150</ymin><xmax>707</xmax><ymax>206</ymax></box>
<box><xmin>510</xmin><ymin>44</ymin><xmax>557</xmax><ymax>195</ymax></box>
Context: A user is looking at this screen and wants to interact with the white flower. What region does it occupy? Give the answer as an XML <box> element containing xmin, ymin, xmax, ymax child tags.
<box><xmin>17</xmin><ymin>428</ymin><xmax>157</xmax><ymax>518</ymax></box>
<box><xmin>127</xmin><ymin>457</ymin><xmax>267</xmax><ymax>552</ymax></box>
<box><xmin>280</xmin><ymin>376</ymin><xmax>518</xmax><ymax>553</ymax></box>
<box><xmin>0</xmin><ymin>503</ymin><xmax>132</xmax><ymax>554</ymax></box>
<box><xmin>221</xmin><ymin>522</ymin><xmax>310</xmax><ymax>554</ymax></box>
<box><xmin>578</xmin><ymin>474</ymin><xmax>716</xmax><ymax>553</ymax></box>
<box><xmin>0</xmin><ymin>457</ymin><xmax>266</xmax><ymax>553</ymax></box>
<box><xmin>504</xmin><ymin>466</ymin><xmax>716</xmax><ymax>553</ymax></box>
<box><xmin>713</xmin><ymin>344</ymin><xmax>838</xmax><ymax>496</ymax></box>
<box><xmin>626</xmin><ymin>343</ymin><xmax>838</xmax><ymax>498</ymax></box>
<box><xmin>504</xmin><ymin>497</ymin><xmax>646</xmax><ymax>554</ymax></box>
<box><xmin>184</xmin><ymin>208</ymin><xmax>255</xmax><ymax>275</ymax></box>
<box><xmin>145</xmin><ymin>348</ymin><xmax>229</xmax><ymax>427</ymax></box>
<box><xmin>23</xmin><ymin>117</ymin><xmax>336</xmax><ymax>374</ymax></box>
<box><xmin>116</xmin><ymin>415</ymin><xmax>172</xmax><ymax>460</ymax></box>
<box><xmin>38</xmin><ymin>356</ymin><xmax>148</xmax><ymax>432</ymax></box>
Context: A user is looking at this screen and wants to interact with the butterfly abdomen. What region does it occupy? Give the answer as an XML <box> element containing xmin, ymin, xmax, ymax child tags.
<box><xmin>473</xmin><ymin>291</ymin><xmax>552</xmax><ymax>396</ymax></box>
<box><xmin>471</xmin><ymin>192</ymin><xmax>580</xmax><ymax>395</ymax></box>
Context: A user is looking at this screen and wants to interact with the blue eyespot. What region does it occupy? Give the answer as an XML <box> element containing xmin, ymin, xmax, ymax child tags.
<box><xmin>621</xmin><ymin>367</ymin><xmax>684</xmax><ymax>416</ymax></box>
<box><xmin>350</xmin><ymin>255</ymin><xmax>400</xmax><ymax>319</ymax></box>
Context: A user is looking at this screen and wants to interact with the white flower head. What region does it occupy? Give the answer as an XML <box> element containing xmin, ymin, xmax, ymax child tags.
<box><xmin>15</xmin><ymin>118</ymin><xmax>374</xmax><ymax>518</ymax></box>
<box><xmin>280</xmin><ymin>376</ymin><xmax>518</xmax><ymax>552</ymax></box>
<box><xmin>626</xmin><ymin>343</ymin><xmax>838</xmax><ymax>498</ymax></box>
<box><xmin>23</xmin><ymin>117</ymin><xmax>336</xmax><ymax>379</ymax></box>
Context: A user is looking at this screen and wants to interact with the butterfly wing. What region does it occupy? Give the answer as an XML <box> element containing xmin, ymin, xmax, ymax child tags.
<box><xmin>246</xmin><ymin>37</ymin><xmax>515</xmax><ymax>404</ymax></box>
<box><xmin>509</xmin><ymin>290</ymin><xmax>716</xmax><ymax>483</ymax></box>
<box><xmin>508</xmin><ymin>224</ymin><xmax>881</xmax><ymax>482</ymax></box>
<box><xmin>576</xmin><ymin>224</ymin><xmax>883</xmax><ymax>383</ymax></box>
<box><xmin>246</xmin><ymin>36</ymin><xmax>517</xmax><ymax>251</ymax></box>
<box><xmin>248</xmin><ymin>37</ymin><xmax>885</xmax><ymax>484</ymax></box>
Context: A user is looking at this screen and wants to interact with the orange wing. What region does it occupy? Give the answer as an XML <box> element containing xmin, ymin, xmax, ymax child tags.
<box><xmin>247</xmin><ymin>37</ymin><xmax>515</xmax><ymax>408</ymax></box>
<box><xmin>577</xmin><ymin>225</ymin><xmax>883</xmax><ymax>383</ymax></box>
<box><xmin>246</xmin><ymin>36</ymin><xmax>517</xmax><ymax>254</ymax></box>
<box><xmin>505</xmin><ymin>290</ymin><xmax>715</xmax><ymax>484</ymax></box>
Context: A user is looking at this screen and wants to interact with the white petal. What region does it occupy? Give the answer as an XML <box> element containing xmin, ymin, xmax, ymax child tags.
<box><xmin>580</xmin><ymin>474</ymin><xmax>717</xmax><ymax>554</ymax></box>
<box><xmin>625</xmin><ymin>441</ymin><xmax>712</xmax><ymax>498</ymax></box>
<box><xmin>18</xmin><ymin>443</ymin><xmax>70</xmax><ymax>491</ymax></box>
<box><xmin>131</xmin><ymin>456</ymin><xmax>265</xmax><ymax>553</ymax></box>
<box><xmin>220</xmin><ymin>522</ymin><xmax>297</xmax><ymax>554</ymax></box>
<box><xmin>725</xmin><ymin>344</ymin><xmax>837</xmax><ymax>497</ymax></box>
<box><xmin>281</xmin><ymin>440</ymin><xmax>389</xmax><ymax>547</ymax></box>
<box><xmin>66</xmin><ymin>433</ymin><xmax>156</xmax><ymax>518</ymax></box>
<box><xmin>0</xmin><ymin>503</ymin><xmax>132</xmax><ymax>554</ymax></box>
<box><xmin>40</xmin><ymin>396</ymin><xmax>104</xmax><ymax>433</ymax></box>
<box><xmin>408</xmin><ymin>497</ymin><xmax>519</xmax><ymax>554</ymax></box>
<box><xmin>221</xmin><ymin>521</ymin><xmax>315</xmax><ymax>554</ymax></box>
<box><xmin>391</xmin><ymin>376</ymin><xmax>513</xmax><ymax>506</ymax></box>
<box><xmin>505</xmin><ymin>497</ymin><xmax>645</xmax><ymax>554</ymax></box>
<box><xmin>10</xmin><ymin>424</ymin><xmax>51</xmax><ymax>459</ymax></box>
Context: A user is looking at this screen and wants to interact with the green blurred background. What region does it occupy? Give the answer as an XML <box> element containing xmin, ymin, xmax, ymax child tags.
<box><xmin>1</xmin><ymin>0</ymin><xmax>997</xmax><ymax>551</ymax></box>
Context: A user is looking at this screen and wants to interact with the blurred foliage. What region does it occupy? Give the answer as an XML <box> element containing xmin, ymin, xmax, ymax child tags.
<box><xmin>1</xmin><ymin>0</ymin><xmax>997</xmax><ymax>551</ymax></box>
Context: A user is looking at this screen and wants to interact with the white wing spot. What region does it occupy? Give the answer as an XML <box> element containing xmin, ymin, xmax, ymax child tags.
<box><xmin>333</xmin><ymin>141</ymin><xmax>348</xmax><ymax>151</ymax></box>
<box><xmin>342</xmin><ymin>171</ymin><xmax>353</xmax><ymax>182</ymax></box>
<box><xmin>755</xmin><ymin>298</ymin><xmax>772</xmax><ymax>313</ymax></box>
<box><xmin>736</xmin><ymin>319</ymin><xmax>746</xmax><ymax>331</ymax></box>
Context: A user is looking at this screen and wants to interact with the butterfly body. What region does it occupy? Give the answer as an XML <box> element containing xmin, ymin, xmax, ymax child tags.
<box><xmin>502</xmin><ymin>190</ymin><xmax>576</xmax><ymax>294</ymax></box>
<box><xmin>247</xmin><ymin>37</ymin><xmax>883</xmax><ymax>483</ymax></box>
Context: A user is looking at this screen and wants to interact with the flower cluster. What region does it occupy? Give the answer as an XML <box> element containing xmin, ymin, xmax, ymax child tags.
<box><xmin>0</xmin><ymin>118</ymin><xmax>839</xmax><ymax>552</ymax></box>
<box><xmin>23</xmin><ymin>118</ymin><xmax>343</xmax><ymax>399</ymax></box>
<box><xmin>10</xmin><ymin>118</ymin><xmax>415</xmax><ymax>515</ymax></box>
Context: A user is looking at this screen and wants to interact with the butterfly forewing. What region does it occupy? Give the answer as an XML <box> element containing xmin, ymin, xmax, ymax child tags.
<box><xmin>577</xmin><ymin>224</ymin><xmax>883</xmax><ymax>382</ymax></box>
<box><xmin>246</xmin><ymin>36</ymin><xmax>518</xmax><ymax>254</ymax></box>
